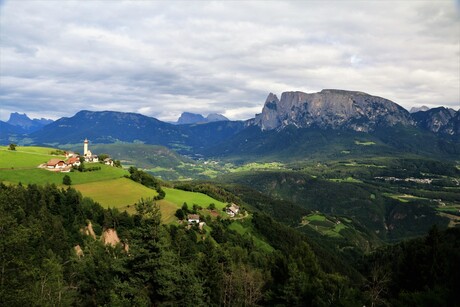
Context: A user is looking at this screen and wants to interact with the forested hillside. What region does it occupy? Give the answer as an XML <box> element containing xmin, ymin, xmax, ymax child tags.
<box><xmin>1</xmin><ymin>183</ymin><xmax>459</xmax><ymax>306</ymax></box>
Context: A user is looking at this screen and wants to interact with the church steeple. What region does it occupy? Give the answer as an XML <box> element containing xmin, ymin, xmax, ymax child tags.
<box><xmin>84</xmin><ymin>138</ymin><xmax>89</xmax><ymax>156</ymax></box>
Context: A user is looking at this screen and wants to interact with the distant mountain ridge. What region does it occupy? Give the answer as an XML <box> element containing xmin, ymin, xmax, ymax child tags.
<box><xmin>176</xmin><ymin>112</ymin><xmax>229</xmax><ymax>124</ymax></box>
<box><xmin>1</xmin><ymin>89</ymin><xmax>458</xmax><ymax>160</ymax></box>
<box><xmin>27</xmin><ymin>110</ymin><xmax>244</xmax><ymax>154</ymax></box>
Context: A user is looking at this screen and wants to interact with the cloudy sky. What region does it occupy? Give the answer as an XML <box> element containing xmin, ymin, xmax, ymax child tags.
<box><xmin>0</xmin><ymin>0</ymin><xmax>459</xmax><ymax>122</ymax></box>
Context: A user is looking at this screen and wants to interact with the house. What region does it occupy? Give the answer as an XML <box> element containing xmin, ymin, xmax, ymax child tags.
<box><xmin>67</xmin><ymin>157</ymin><xmax>81</xmax><ymax>167</ymax></box>
<box><xmin>104</xmin><ymin>158</ymin><xmax>113</xmax><ymax>166</ymax></box>
<box><xmin>46</xmin><ymin>159</ymin><xmax>67</xmax><ymax>169</ymax></box>
<box><xmin>84</xmin><ymin>154</ymin><xmax>99</xmax><ymax>163</ymax></box>
<box><xmin>187</xmin><ymin>214</ymin><xmax>200</xmax><ymax>224</ymax></box>
<box><xmin>65</xmin><ymin>151</ymin><xmax>76</xmax><ymax>158</ymax></box>
<box><xmin>226</xmin><ymin>203</ymin><xmax>240</xmax><ymax>217</ymax></box>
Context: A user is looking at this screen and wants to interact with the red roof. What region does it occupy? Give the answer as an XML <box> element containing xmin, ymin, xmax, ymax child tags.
<box><xmin>67</xmin><ymin>157</ymin><xmax>80</xmax><ymax>164</ymax></box>
<box><xmin>47</xmin><ymin>159</ymin><xmax>66</xmax><ymax>166</ymax></box>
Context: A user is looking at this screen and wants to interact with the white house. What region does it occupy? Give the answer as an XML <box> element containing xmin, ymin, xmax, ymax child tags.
<box><xmin>226</xmin><ymin>203</ymin><xmax>240</xmax><ymax>217</ymax></box>
<box><xmin>187</xmin><ymin>214</ymin><xmax>200</xmax><ymax>224</ymax></box>
<box><xmin>65</xmin><ymin>151</ymin><xmax>76</xmax><ymax>158</ymax></box>
<box><xmin>67</xmin><ymin>157</ymin><xmax>81</xmax><ymax>167</ymax></box>
<box><xmin>46</xmin><ymin>159</ymin><xmax>67</xmax><ymax>169</ymax></box>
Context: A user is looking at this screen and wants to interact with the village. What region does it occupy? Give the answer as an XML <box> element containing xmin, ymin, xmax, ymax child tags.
<box><xmin>39</xmin><ymin>139</ymin><xmax>115</xmax><ymax>172</ymax></box>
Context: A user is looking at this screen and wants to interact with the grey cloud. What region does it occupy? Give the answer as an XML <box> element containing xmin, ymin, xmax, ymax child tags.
<box><xmin>0</xmin><ymin>0</ymin><xmax>458</xmax><ymax>122</ymax></box>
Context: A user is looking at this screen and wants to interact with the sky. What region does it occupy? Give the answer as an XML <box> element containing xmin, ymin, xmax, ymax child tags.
<box><xmin>0</xmin><ymin>0</ymin><xmax>459</xmax><ymax>122</ymax></box>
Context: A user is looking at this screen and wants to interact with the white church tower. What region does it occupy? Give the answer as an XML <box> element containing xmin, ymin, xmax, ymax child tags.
<box><xmin>84</xmin><ymin>138</ymin><xmax>89</xmax><ymax>156</ymax></box>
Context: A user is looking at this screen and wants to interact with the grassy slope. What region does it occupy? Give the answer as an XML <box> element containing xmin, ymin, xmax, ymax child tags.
<box><xmin>0</xmin><ymin>165</ymin><xmax>129</xmax><ymax>185</ymax></box>
<box><xmin>162</xmin><ymin>187</ymin><xmax>227</xmax><ymax>210</ymax></box>
<box><xmin>73</xmin><ymin>177</ymin><xmax>158</xmax><ymax>208</ymax></box>
<box><xmin>228</xmin><ymin>220</ymin><xmax>274</xmax><ymax>252</ymax></box>
<box><xmin>0</xmin><ymin>146</ymin><xmax>64</xmax><ymax>168</ymax></box>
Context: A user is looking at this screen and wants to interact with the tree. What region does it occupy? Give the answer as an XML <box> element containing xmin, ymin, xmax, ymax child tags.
<box><xmin>98</xmin><ymin>154</ymin><xmax>109</xmax><ymax>161</ymax></box>
<box><xmin>62</xmin><ymin>175</ymin><xmax>72</xmax><ymax>186</ymax></box>
<box><xmin>175</xmin><ymin>209</ymin><xmax>185</xmax><ymax>220</ymax></box>
<box><xmin>8</xmin><ymin>143</ymin><xmax>16</xmax><ymax>151</ymax></box>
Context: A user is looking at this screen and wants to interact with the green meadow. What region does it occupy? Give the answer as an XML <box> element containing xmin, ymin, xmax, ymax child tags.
<box><xmin>302</xmin><ymin>213</ymin><xmax>349</xmax><ymax>238</ymax></box>
<box><xmin>162</xmin><ymin>187</ymin><xmax>227</xmax><ymax>210</ymax></box>
<box><xmin>228</xmin><ymin>220</ymin><xmax>274</xmax><ymax>252</ymax></box>
<box><xmin>0</xmin><ymin>146</ymin><xmax>64</xmax><ymax>168</ymax></box>
<box><xmin>65</xmin><ymin>179</ymin><xmax>227</xmax><ymax>223</ymax></box>
<box><xmin>73</xmin><ymin>177</ymin><xmax>158</xmax><ymax>208</ymax></box>
<box><xmin>0</xmin><ymin>164</ymin><xmax>128</xmax><ymax>185</ymax></box>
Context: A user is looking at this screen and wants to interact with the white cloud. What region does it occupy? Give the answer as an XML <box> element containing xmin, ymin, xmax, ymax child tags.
<box><xmin>0</xmin><ymin>0</ymin><xmax>458</xmax><ymax>121</ymax></box>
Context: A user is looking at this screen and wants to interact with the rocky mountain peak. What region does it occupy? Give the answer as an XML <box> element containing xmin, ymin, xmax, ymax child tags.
<box><xmin>177</xmin><ymin>112</ymin><xmax>206</xmax><ymax>125</ymax></box>
<box><xmin>254</xmin><ymin>89</ymin><xmax>413</xmax><ymax>131</ymax></box>
<box><xmin>265</xmin><ymin>93</ymin><xmax>279</xmax><ymax>104</ymax></box>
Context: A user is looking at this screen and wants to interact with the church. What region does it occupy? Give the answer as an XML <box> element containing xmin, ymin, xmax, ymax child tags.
<box><xmin>83</xmin><ymin>139</ymin><xmax>99</xmax><ymax>163</ymax></box>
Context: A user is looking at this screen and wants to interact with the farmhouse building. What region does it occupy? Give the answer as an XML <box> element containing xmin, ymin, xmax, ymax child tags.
<box><xmin>46</xmin><ymin>159</ymin><xmax>67</xmax><ymax>169</ymax></box>
<box><xmin>226</xmin><ymin>203</ymin><xmax>240</xmax><ymax>217</ymax></box>
<box><xmin>65</xmin><ymin>151</ymin><xmax>77</xmax><ymax>158</ymax></box>
<box><xmin>187</xmin><ymin>214</ymin><xmax>200</xmax><ymax>224</ymax></box>
<box><xmin>67</xmin><ymin>157</ymin><xmax>81</xmax><ymax>167</ymax></box>
<box><xmin>104</xmin><ymin>158</ymin><xmax>114</xmax><ymax>166</ymax></box>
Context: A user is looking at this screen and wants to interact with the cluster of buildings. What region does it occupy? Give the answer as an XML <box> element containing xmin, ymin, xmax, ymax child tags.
<box><xmin>42</xmin><ymin>139</ymin><xmax>113</xmax><ymax>172</ymax></box>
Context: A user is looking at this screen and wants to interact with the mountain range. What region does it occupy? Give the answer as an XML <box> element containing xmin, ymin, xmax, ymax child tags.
<box><xmin>1</xmin><ymin>89</ymin><xmax>458</xmax><ymax>159</ymax></box>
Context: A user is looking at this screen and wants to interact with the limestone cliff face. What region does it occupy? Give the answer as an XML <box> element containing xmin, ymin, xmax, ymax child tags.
<box><xmin>254</xmin><ymin>89</ymin><xmax>413</xmax><ymax>132</ymax></box>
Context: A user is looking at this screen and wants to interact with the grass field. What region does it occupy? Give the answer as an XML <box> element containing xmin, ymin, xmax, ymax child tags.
<box><xmin>327</xmin><ymin>177</ymin><xmax>363</xmax><ymax>183</ymax></box>
<box><xmin>0</xmin><ymin>164</ymin><xmax>128</xmax><ymax>185</ymax></box>
<box><xmin>0</xmin><ymin>147</ymin><xmax>64</xmax><ymax>168</ymax></box>
<box><xmin>157</xmin><ymin>199</ymin><xmax>182</xmax><ymax>223</ymax></box>
<box><xmin>73</xmin><ymin>178</ymin><xmax>182</xmax><ymax>223</ymax></box>
<box><xmin>163</xmin><ymin>187</ymin><xmax>227</xmax><ymax>210</ymax></box>
<box><xmin>302</xmin><ymin>213</ymin><xmax>349</xmax><ymax>238</ymax></box>
<box><xmin>73</xmin><ymin>177</ymin><xmax>158</xmax><ymax>208</ymax></box>
<box><xmin>73</xmin><ymin>180</ymin><xmax>228</xmax><ymax>224</ymax></box>
<box><xmin>383</xmin><ymin>193</ymin><xmax>428</xmax><ymax>203</ymax></box>
<box><xmin>229</xmin><ymin>162</ymin><xmax>284</xmax><ymax>173</ymax></box>
<box><xmin>304</xmin><ymin>214</ymin><xmax>327</xmax><ymax>222</ymax></box>
<box><xmin>228</xmin><ymin>221</ymin><xmax>273</xmax><ymax>252</ymax></box>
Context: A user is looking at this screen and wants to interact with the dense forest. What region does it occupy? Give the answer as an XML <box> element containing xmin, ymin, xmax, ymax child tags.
<box><xmin>0</xmin><ymin>182</ymin><xmax>459</xmax><ymax>306</ymax></box>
